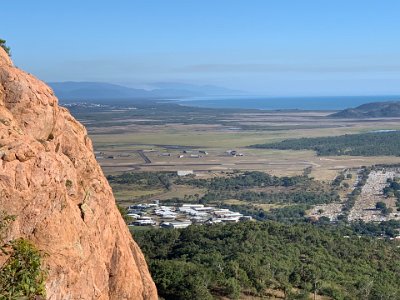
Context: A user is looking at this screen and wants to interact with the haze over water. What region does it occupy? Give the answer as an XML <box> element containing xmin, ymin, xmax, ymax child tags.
<box><xmin>177</xmin><ymin>95</ymin><xmax>400</xmax><ymax>111</ymax></box>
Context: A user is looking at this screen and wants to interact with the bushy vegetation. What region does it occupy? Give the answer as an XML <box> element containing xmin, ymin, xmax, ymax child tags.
<box><xmin>135</xmin><ymin>222</ymin><xmax>400</xmax><ymax>300</ymax></box>
<box><xmin>252</xmin><ymin>131</ymin><xmax>400</xmax><ymax>156</ymax></box>
<box><xmin>375</xmin><ymin>202</ymin><xmax>393</xmax><ymax>216</ymax></box>
<box><xmin>177</xmin><ymin>171</ymin><xmax>340</xmax><ymax>206</ymax></box>
<box><xmin>351</xmin><ymin>220</ymin><xmax>400</xmax><ymax>237</ymax></box>
<box><xmin>117</xmin><ymin>204</ymin><xmax>132</xmax><ymax>223</ymax></box>
<box><xmin>0</xmin><ymin>39</ymin><xmax>10</xmax><ymax>56</ymax></box>
<box><xmin>176</xmin><ymin>171</ymin><xmax>309</xmax><ymax>189</ymax></box>
<box><xmin>383</xmin><ymin>177</ymin><xmax>400</xmax><ymax>211</ymax></box>
<box><xmin>0</xmin><ymin>239</ymin><xmax>47</xmax><ymax>299</ymax></box>
<box><xmin>200</xmin><ymin>190</ymin><xmax>339</xmax><ymax>205</ymax></box>
<box><xmin>223</xmin><ymin>203</ymin><xmax>311</xmax><ymax>223</ymax></box>
<box><xmin>0</xmin><ymin>212</ymin><xmax>46</xmax><ymax>299</ymax></box>
<box><xmin>107</xmin><ymin>171</ymin><xmax>176</xmax><ymax>190</ymax></box>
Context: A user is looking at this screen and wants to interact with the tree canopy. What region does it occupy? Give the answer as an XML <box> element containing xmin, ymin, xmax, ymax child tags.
<box><xmin>252</xmin><ymin>131</ymin><xmax>400</xmax><ymax>156</ymax></box>
<box><xmin>135</xmin><ymin>222</ymin><xmax>400</xmax><ymax>300</ymax></box>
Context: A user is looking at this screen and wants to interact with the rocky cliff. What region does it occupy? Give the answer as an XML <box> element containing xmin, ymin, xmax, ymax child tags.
<box><xmin>0</xmin><ymin>48</ymin><xmax>157</xmax><ymax>299</ymax></box>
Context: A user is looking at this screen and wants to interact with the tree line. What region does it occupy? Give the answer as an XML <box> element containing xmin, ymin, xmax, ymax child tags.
<box><xmin>252</xmin><ymin>131</ymin><xmax>400</xmax><ymax>156</ymax></box>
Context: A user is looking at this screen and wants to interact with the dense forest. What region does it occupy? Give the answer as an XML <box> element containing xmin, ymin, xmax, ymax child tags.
<box><xmin>221</xmin><ymin>203</ymin><xmax>312</xmax><ymax>223</ymax></box>
<box><xmin>112</xmin><ymin>169</ymin><xmax>400</xmax><ymax>299</ymax></box>
<box><xmin>107</xmin><ymin>171</ymin><xmax>176</xmax><ymax>190</ymax></box>
<box><xmin>177</xmin><ymin>171</ymin><xmax>340</xmax><ymax>205</ymax></box>
<box><xmin>252</xmin><ymin>131</ymin><xmax>400</xmax><ymax>156</ymax></box>
<box><xmin>200</xmin><ymin>190</ymin><xmax>339</xmax><ymax>205</ymax></box>
<box><xmin>176</xmin><ymin>171</ymin><xmax>309</xmax><ymax>189</ymax></box>
<box><xmin>134</xmin><ymin>222</ymin><xmax>400</xmax><ymax>300</ymax></box>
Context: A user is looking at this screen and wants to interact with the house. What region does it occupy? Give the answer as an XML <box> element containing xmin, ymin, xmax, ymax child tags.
<box><xmin>193</xmin><ymin>206</ymin><xmax>214</xmax><ymax>211</ymax></box>
<box><xmin>160</xmin><ymin>221</ymin><xmax>192</xmax><ymax>229</ymax></box>
<box><xmin>170</xmin><ymin>221</ymin><xmax>192</xmax><ymax>229</ymax></box>
<box><xmin>219</xmin><ymin>217</ymin><xmax>240</xmax><ymax>223</ymax></box>
<box><xmin>130</xmin><ymin>219</ymin><xmax>156</xmax><ymax>226</ymax></box>
<box><xmin>137</xmin><ymin>216</ymin><xmax>153</xmax><ymax>220</ymax></box>
<box><xmin>205</xmin><ymin>219</ymin><xmax>223</xmax><ymax>225</ymax></box>
<box><xmin>182</xmin><ymin>204</ymin><xmax>204</xmax><ymax>208</ymax></box>
<box><xmin>221</xmin><ymin>212</ymin><xmax>243</xmax><ymax>218</ymax></box>
<box><xmin>127</xmin><ymin>213</ymin><xmax>140</xmax><ymax>219</ymax></box>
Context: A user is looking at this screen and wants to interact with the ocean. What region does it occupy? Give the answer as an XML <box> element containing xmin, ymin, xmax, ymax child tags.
<box><xmin>176</xmin><ymin>95</ymin><xmax>400</xmax><ymax>111</ymax></box>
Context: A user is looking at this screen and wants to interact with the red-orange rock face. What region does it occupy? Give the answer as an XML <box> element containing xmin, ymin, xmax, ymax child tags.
<box><xmin>0</xmin><ymin>47</ymin><xmax>157</xmax><ymax>300</ymax></box>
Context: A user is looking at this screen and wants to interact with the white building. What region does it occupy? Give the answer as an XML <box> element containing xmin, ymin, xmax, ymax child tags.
<box><xmin>177</xmin><ymin>170</ymin><xmax>194</xmax><ymax>176</ymax></box>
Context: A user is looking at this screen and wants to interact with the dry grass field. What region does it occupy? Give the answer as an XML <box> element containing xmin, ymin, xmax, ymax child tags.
<box><xmin>90</xmin><ymin>112</ymin><xmax>400</xmax><ymax>181</ymax></box>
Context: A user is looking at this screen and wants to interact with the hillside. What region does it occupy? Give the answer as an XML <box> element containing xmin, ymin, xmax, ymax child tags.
<box><xmin>0</xmin><ymin>48</ymin><xmax>157</xmax><ymax>298</ymax></box>
<box><xmin>330</xmin><ymin>101</ymin><xmax>400</xmax><ymax>118</ymax></box>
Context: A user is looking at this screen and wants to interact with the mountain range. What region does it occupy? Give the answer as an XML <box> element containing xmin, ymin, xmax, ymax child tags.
<box><xmin>48</xmin><ymin>81</ymin><xmax>244</xmax><ymax>101</ymax></box>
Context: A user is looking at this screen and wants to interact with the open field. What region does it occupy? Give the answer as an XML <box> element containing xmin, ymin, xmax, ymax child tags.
<box><xmin>99</xmin><ymin>149</ymin><xmax>400</xmax><ymax>181</ymax></box>
<box><xmin>90</xmin><ymin>118</ymin><xmax>400</xmax><ymax>148</ymax></box>
<box><xmin>65</xmin><ymin>103</ymin><xmax>400</xmax><ymax>206</ymax></box>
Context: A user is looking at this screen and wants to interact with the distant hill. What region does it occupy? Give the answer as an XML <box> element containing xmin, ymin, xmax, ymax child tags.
<box><xmin>48</xmin><ymin>81</ymin><xmax>244</xmax><ymax>101</ymax></box>
<box><xmin>48</xmin><ymin>82</ymin><xmax>152</xmax><ymax>100</ymax></box>
<box><xmin>330</xmin><ymin>101</ymin><xmax>400</xmax><ymax>118</ymax></box>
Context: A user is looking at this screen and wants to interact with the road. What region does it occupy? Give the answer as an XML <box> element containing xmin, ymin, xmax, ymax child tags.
<box><xmin>136</xmin><ymin>150</ymin><xmax>151</xmax><ymax>164</ymax></box>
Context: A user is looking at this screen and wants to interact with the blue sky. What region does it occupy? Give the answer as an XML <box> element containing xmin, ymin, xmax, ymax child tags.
<box><xmin>2</xmin><ymin>0</ymin><xmax>400</xmax><ymax>96</ymax></box>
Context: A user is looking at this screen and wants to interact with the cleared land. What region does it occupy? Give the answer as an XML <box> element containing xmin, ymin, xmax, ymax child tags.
<box><xmin>348</xmin><ymin>169</ymin><xmax>400</xmax><ymax>222</ymax></box>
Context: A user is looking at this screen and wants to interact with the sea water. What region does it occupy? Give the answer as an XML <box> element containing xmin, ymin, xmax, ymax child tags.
<box><xmin>176</xmin><ymin>95</ymin><xmax>400</xmax><ymax>110</ymax></box>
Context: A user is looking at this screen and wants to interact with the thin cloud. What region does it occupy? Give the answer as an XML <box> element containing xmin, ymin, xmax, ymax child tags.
<box><xmin>177</xmin><ymin>63</ymin><xmax>400</xmax><ymax>73</ymax></box>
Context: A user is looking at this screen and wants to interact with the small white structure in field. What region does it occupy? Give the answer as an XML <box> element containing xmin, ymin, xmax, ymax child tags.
<box><xmin>177</xmin><ymin>170</ymin><xmax>194</xmax><ymax>176</ymax></box>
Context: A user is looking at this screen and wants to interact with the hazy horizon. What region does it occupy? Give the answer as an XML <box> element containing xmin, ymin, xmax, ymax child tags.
<box><xmin>3</xmin><ymin>1</ymin><xmax>400</xmax><ymax>96</ymax></box>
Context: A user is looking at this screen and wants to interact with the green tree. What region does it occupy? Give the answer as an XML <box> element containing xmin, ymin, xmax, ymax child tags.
<box><xmin>0</xmin><ymin>239</ymin><xmax>47</xmax><ymax>299</ymax></box>
<box><xmin>117</xmin><ymin>204</ymin><xmax>132</xmax><ymax>223</ymax></box>
<box><xmin>376</xmin><ymin>202</ymin><xmax>387</xmax><ymax>210</ymax></box>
